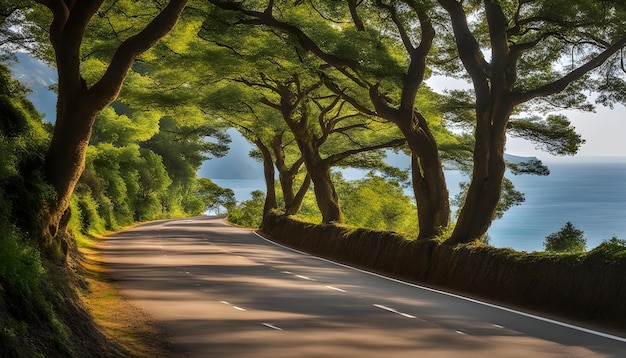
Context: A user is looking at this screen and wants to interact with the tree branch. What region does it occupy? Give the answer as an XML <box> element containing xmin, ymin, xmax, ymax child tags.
<box><xmin>514</xmin><ymin>36</ymin><xmax>626</xmax><ymax>105</ymax></box>
<box><xmin>327</xmin><ymin>138</ymin><xmax>405</xmax><ymax>164</ymax></box>
<box><xmin>436</xmin><ymin>0</ymin><xmax>490</xmax><ymax>101</ymax></box>
<box><xmin>347</xmin><ymin>0</ymin><xmax>365</xmax><ymax>31</ymax></box>
<box><xmin>88</xmin><ymin>0</ymin><xmax>189</xmax><ymax>111</ymax></box>
<box><xmin>375</xmin><ymin>0</ymin><xmax>414</xmax><ymax>53</ymax></box>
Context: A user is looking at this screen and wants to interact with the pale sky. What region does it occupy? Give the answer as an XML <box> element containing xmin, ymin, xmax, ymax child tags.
<box><xmin>426</xmin><ymin>76</ymin><xmax>626</xmax><ymax>162</ymax></box>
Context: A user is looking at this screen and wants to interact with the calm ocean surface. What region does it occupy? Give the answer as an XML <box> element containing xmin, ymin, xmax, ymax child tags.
<box><xmin>211</xmin><ymin>160</ymin><xmax>626</xmax><ymax>253</ymax></box>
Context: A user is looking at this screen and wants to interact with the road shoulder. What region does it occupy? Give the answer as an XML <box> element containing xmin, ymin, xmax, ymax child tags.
<box><xmin>78</xmin><ymin>233</ymin><xmax>186</xmax><ymax>357</ymax></box>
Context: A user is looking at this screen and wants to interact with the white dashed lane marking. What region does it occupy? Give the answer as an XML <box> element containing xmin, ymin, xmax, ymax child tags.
<box><xmin>295</xmin><ymin>274</ymin><xmax>316</xmax><ymax>281</ymax></box>
<box><xmin>373</xmin><ymin>304</ymin><xmax>419</xmax><ymax>319</ymax></box>
<box><xmin>325</xmin><ymin>285</ymin><xmax>347</xmax><ymax>293</ymax></box>
<box><xmin>262</xmin><ymin>323</ymin><xmax>283</xmax><ymax>331</ymax></box>
<box><xmin>221</xmin><ymin>301</ymin><xmax>247</xmax><ymax>311</ymax></box>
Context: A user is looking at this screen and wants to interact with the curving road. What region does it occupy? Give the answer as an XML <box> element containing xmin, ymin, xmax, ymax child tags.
<box><xmin>103</xmin><ymin>216</ymin><xmax>626</xmax><ymax>357</ymax></box>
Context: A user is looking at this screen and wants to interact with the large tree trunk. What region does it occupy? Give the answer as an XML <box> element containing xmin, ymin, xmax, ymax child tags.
<box><xmin>370</xmin><ymin>86</ymin><xmax>450</xmax><ymax>240</ymax></box>
<box><xmin>447</xmin><ymin>100</ymin><xmax>512</xmax><ymax>244</ymax></box>
<box><xmin>285</xmin><ymin>174</ymin><xmax>310</xmax><ymax>215</ymax></box>
<box><xmin>298</xmin><ymin>138</ymin><xmax>343</xmax><ymax>223</ymax></box>
<box><xmin>271</xmin><ymin>135</ymin><xmax>310</xmax><ymax>215</ymax></box>
<box><xmin>255</xmin><ymin>139</ymin><xmax>277</xmax><ymax>223</ymax></box>
<box><xmin>398</xmin><ymin>113</ymin><xmax>450</xmax><ymax>240</ymax></box>
<box><xmin>43</xmin><ymin>99</ymin><xmax>97</xmax><ymax>253</ymax></box>
<box><xmin>42</xmin><ymin>57</ymin><xmax>99</xmax><ymax>257</ymax></box>
<box><xmin>308</xmin><ymin>164</ymin><xmax>342</xmax><ymax>223</ymax></box>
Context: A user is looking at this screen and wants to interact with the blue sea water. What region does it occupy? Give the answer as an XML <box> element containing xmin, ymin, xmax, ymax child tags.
<box><xmin>210</xmin><ymin>160</ymin><xmax>626</xmax><ymax>253</ymax></box>
<box><xmin>486</xmin><ymin>160</ymin><xmax>626</xmax><ymax>252</ymax></box>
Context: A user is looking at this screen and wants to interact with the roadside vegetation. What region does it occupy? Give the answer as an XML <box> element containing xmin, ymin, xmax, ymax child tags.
<box><xmin>2</xmin><ymin>0</ymin><xmax>626</xmax><ymax>355</ymax></box>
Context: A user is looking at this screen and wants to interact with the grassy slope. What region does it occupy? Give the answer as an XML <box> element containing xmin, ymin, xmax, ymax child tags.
<box><xmin>0</xmin><ymin>229</ymin><xmax>182</xmax><ymax>358</ymax></box>
<box><xmin>74</xmin><ymin>232</ymin><xmax>183</xmax><ymax>357</ymax></box>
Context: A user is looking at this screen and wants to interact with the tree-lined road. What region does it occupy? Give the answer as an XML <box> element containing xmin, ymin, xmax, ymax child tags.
<box><xmin>103</xmin><ymin>216</ymin><xmax>626</xmax><ymax>357</ymax></box>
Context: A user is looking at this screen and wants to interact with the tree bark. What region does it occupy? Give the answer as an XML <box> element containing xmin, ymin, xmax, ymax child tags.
<box><xmin>447</xmin><ymin>102</ymin><xmax>512</xmax><ymax>244</ymax></box>
<box><xmin>271</xmin><ymin>135</ymin><xmax>310</xmax><ymax>215</ymax></box>
<box><xmin>254</xmin><ymin>139</ymin><xmax>277</xmax><ymax>223</ymax></box>
<box><xmin>287</xmin><ymin>173</ymin><xmax>311</xmax><ymax>215</ymax></box>
<box><xmin>369</xmin><ymin>87</ymin><xmax>450</xmax><ymax>240</ymax></box>
<box><xmin>394</xmin><ymin>113</ymin><xmax>449</xmax><ymax>240</ymax></box>
<box><xmin>297</xmin><ymin>137</ymin><xmax>343</xmax><ymax>223</ymax></box>
<box><xmin>437</xmin><ymin>0</ymin><xmax>513</xmax><ymax>244</ymax></box>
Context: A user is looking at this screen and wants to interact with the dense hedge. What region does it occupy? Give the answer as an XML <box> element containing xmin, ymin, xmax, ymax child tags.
<box><xmin>261</xmin><ymin>210</ymin><xmax>626</xmax><ymax>328</ymax></box>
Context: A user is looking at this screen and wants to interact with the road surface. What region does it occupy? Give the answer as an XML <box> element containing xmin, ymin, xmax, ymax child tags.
<box><xmin>103</xmin><ymin>216</ymin><xmax>626</xmax><ymax>357</ymax></box>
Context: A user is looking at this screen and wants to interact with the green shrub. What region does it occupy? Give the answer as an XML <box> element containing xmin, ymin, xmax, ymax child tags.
<box><xmin>588</xmin><ymin>236</ymin><xmax>626</xmax><ymax>263</ymax></box>
<box><xmin>228</xmin><ymin>190</ymin><xmax>265</xmax><ymax>227</ymax></box>
<box><xmin>0</xmin><ymin>225</ymin><xmax>48</xmax><ymax>321</ymax></box>
<box><xmin>71</xmin><ymin>189</ymin><xmax>107</xmax><ymax>235</ymax></box>
<box><xmin>0</xmin><ymin>324</ymin><xmax>22</xmax><ymax>358</ymax></box>
<box><xmin>544</xmin><ymin>221</ymin><xmax>586</xmax><ymax>253</ymax></box>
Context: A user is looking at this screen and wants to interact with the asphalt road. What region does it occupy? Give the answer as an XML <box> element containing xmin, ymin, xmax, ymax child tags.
<box><xmin>103</xmin><ymin>216</ymin><xmax>626</xmax><ymax>357</ymax></box>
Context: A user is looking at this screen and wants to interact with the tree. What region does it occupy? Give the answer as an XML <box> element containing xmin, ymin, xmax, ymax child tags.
<box><xmin>268</xmin><ymin>133</ymin><xmax>311</xmax><ymax>216</ymax></box>
<box><xmin>22</xmin><ymin>0</ymin><xmax>189</xmax><ymax>258</ymax></box>
<box><xmin>228</xmin><ymin>190</ymin><xmax>265</xmax><ymax>228</ymax></box>
<box><xmin>250</xmin><ymin>73</ymin><xmax>404</xmax><ymax>223</ymax></box>
<box><xmin>195</xmin><ymin>177</ymin><xmax>235</xmax><ymax>214</ymax></box>
<box><xmin>436</xmin><ymin>0</ymin><xmax>626</xmax><ymax>244</ymax></box>
<box><xmin>544</xmin><ymin>222</ymin><xmax>586</xmax><ymax>253</ymax></box>
<box><xmin>205</xmin><ymin>81</ymin><xmax>310</xmax><ymax>219</ymax></box>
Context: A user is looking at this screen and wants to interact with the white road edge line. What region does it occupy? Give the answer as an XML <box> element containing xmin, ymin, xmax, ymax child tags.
<box><xmin>251</xmin><ymin>231</ymin><xmax>626</xmax><ymax>343</ymax></box>
<box><xmin>233</xmin><ymin>306</ymin><xmax>246</xmax><ymax>311</ymax></box>
<box><xmin>262</xmin><ymin>323</ymin><xmax>283</xmax><ymax>331</ymax></box>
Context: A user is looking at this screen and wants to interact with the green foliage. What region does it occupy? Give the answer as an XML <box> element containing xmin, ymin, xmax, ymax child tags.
<box><xmin>228</xmin><ymin>190</ymin><xmax>265</xmax><ymax>228</ymax></box>
<box><xmin>0</xmin><ymin>223</ymin><xmax>71</xmax><ymax>357</ymax></box>
<box><xmin>195</xmin><ymin>178</ymin><xmax>236</xmax><ymax>214</ymax></box>
<box><xmin>0</xmin><ymin>226</ymin><xmax>47</xmax><ymax>320</ymax></box>
<box><xmin>90</xmin><ymin>106</ymin><xmax>160</xmax><ymax>146</ymax></box>
<box><xmin>588</xmin><ymin>236</ymin><xmax>626</xmax><ymax>263</ymax></box>
<box><xmin>544</xmin><ymin>222</ymin><xmax>587</xmax><ymax>253</ymax></box>
<box><xmin>79</xmin><ymin>102</ymin><xmax>233</xmax><ymax>228</ymax></box>
<box><xmin>337</xmin><ymin>172</ymin><xmax>418</xmax><ymax>235</ymax></box>
<box><xmin>0</xmin><ymin>62</ymin><xmax>53</xmax><ymax>234</ymax></box>
<box><xmin>507</xmin><ymin>158</ymin><xmax>550</xmax><ymax>176</ymax></box>
<box><xmin>508</xmin><ymin>115</ymin><xmax>586</xmax><ymax>156</ymax></box>
<box><xmin>70</xmin><ymin>188</ymin><xmax>107</xmax><ymax>236</ymax></box>
<box><xmin>0</xmin><ymin>62</ymin><xmax>71</xmax><ymax>357</ymax></box>
<box><xmin>135</xmin><ymin>149</ymin><xmax>173</xmax><ymax>220</ymax></box>
<box><xmin>453</xmin><ymin>177</ymin><xmax>525</xmax><ymax>221</ymax></box>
